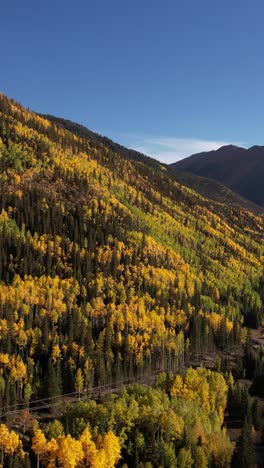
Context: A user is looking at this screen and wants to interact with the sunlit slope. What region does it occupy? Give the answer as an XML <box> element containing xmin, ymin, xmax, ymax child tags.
<box><xmin>43</xmin><ymin>113</ymin><xmax>263</xmax><ymax>214</ymax></box>
<box><xmin>0</xmin><ymin>93</ymin><xmax>263</xmax><ymax>391</ymax></box>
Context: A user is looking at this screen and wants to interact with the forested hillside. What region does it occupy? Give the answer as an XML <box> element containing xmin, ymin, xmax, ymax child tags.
<box><xmin>168</xmin><ymin>170</ymin><xmax>263</xmax><ymax>216</ymax></box>
<box><xmin>0</xmin><ymin>94</ymin><xmax>263</xmax><ymax>467</ymax></box>
<box><xmin>43</xmin><ymin>114</ymin><xmax>263</xmax><ymax>215</ymax></box>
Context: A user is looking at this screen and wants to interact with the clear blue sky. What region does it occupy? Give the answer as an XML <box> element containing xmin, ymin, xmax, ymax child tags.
<box><xmin>1</xmin><ymin>0</ymin><xmax>264</xmax><ymax>162</ymax></box>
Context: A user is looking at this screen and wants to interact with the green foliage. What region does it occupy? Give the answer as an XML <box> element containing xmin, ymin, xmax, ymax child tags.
<box><xmin>0</xmin><ymin>93</ymin><xmax>262</xmax><ymax>467</ymax></box>
<box><xmin>193</xmin><ymin>446</ymin><xmax>208</xmax><ymax>468</ymax></box>
<box><xmin>251</xmin><ymin>398</ymin><xmax>262</xmax><ymax>431</ymax></box>
<box><xmin>232</xmin><ymin>416</ymin><xmax>256</xmax><ymax>468</ymax></box>
<box><xmin>45</xmin><ymin>419</ymin><xmax>64</xmax><ymax>440</ymax></box>
<box><xmin>177</xmin><ymin>448</ymin><xmax>193</xmax><ymax>467</ymax></box>
<box><xmin>61</xmin><ymin>369</ymin><xmax>233</xmax><ymax>466</ymax></box>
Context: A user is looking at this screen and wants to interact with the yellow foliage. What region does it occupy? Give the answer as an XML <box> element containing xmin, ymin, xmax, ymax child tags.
<box><xmin>79</xmin><ymin>427</ymin><xmax>98</xmax><ymax>467</ymax></box>
<box><xmin>102</xmin><ymin>431</ymin><xmax>121</xmax><ymax>468</ymax></box>
<box><xmin>56</xmin><ymin>434</ymin><xmax>84</xmax><ymax>468</ymax></box>
<box><xmin>51</xmin><ymin>344</ymin><xmax>62</xmax><ymax>362</ymax></box>
<box><xmin>32</xmin><ymin>429</ymin><xmax>47</xmax><ymax>462</ymax></box>
<box><xmin>45</xmin><ymin>438</ymin><xmax>58</xmax><ymax>468</ymax></box>
<box><xmin>0</xmin><ymin>424</ymin><xmax>20</xmax><ymax>459</ymax></box>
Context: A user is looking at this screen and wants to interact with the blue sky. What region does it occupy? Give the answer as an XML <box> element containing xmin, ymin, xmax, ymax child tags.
<box><xmin>1</xmin><ymin>0</ymin><xmax>264</xmax><ymax>163</ymax></box>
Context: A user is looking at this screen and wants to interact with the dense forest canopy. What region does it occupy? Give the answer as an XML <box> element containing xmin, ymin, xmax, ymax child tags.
<box><xmin>0</xmin><ymin>93</ymin><xmax>263</xmax><ymax>467</ymax></box>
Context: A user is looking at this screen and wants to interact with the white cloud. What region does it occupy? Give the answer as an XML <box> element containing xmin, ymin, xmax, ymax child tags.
<box><xmin>99</xmin><ymin>128</ymin><xmax>246</xmax><ymax>164</ymax></box>
<box><xmin>128</xmin><ymin>136</ymin><xmax>239</xmax><ymax>164</ymax></box>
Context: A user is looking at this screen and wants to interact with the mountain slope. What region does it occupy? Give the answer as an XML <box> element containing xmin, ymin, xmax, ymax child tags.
<box><xmin>170</xmin><ymin>144</ymin><xmax>264</xmax><ymax>206</ymax></box>
<box><xmin>0</xmin><ymin>93</ymin><xmax>263</xmax><ymax>466</ymax></box>
<box><xmin>42</xmin><ymin>114</ymin><xmax>263</xmax><ymax>215</ymax></box>
<box><xmin>169</xmin><ymin>170</ymin><xmax>264</xmax><ymax>215</ymax></box>
<box><xmin>0</xmin><ymin>92</ymin><xmax>263</xmax><ymax>323</ymax></box>
<box><xmin>41</xmin><ymin>113</ymin><xmax>163</xmax><ymax>169</ymax></box>
<box><xmin>0</xmin><ymin>92</ymin><xmax>263</xmax><ymax>396</ymax></box>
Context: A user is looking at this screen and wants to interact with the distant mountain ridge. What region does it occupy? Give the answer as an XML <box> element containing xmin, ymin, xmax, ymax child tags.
<box><xmin>170</xmin><ymin>144</ymin><xmax>264</xmax><ymax>207</ymax></box>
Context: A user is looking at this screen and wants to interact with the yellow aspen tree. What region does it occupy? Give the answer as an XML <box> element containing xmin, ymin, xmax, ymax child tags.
<box><xmin>0</xmin><ymin>424</ymin><xmax>20</xmax><ymax>466</ymax></box>
<box><xmin>56</xmin><ymin>434</ymin><xmax>84</xmax><ymax>468</ymax></box>
<box><xmin>46</xmin><ymin>438</ymin><xmax>58</xmax><ymax>468</ymax></box>
<box><xmin>11</xmin><ymin>357</ymin><xmax>27</xmax><ymax>398</ymax></box>
<box><xmin>170</xmin><ymin>374</ymin><xmax>183</xmax><ymax>397</ymax></box>
<box><xmin>51</xmin><ymin>344</ymin><xmax>62</xmax><ymax>363</ymax></box>
<box><xmin>94</xmin><ymin>448</ymin><xmax>107</xmax><ymax>468</ymax></box>
<box><xmin>32</xmin><ymin>429</ymin><xmax>47</xmax><ymax>468</ymax></box>
<box><xmin>74</xmin><ymin>368</ymin><xmax>84</xmax><ymax>399</ymax></box>
<box><xmin>102</xmin><ymin>431</ymin><xmax>121</xmax><ymax>468</ymax></box>
<box><xmin>79</xmin><ymin>427</ymin><xmax>98</xmax><ymax>467</ymax></box>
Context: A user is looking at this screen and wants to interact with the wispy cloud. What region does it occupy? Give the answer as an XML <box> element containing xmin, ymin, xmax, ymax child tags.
<box><xmin>98</xmin><ymin>128</ymin><xmax>246</xmax><ymax>164</ymax></box>
<box><xmin>126</xmin><ymin>136</ymin><xmax>242</xmax><ymax>164</ymax></box>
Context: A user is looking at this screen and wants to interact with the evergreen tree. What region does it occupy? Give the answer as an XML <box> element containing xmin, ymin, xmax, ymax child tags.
<box><xmin>47</xmin><ymin>359</ymin><xmax>62</xmax><ymax>398</ymax></box>
<box><xmin>232</xmin><ymin>415</ymin><xmax>255</xmax><ymax>468</ymax></box>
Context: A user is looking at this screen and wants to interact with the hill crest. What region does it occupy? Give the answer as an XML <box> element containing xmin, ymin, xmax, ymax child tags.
<box><xmin>170</xmin><ymin>144</ymin><xmax>264</xmax><ymax>206</ymax></box>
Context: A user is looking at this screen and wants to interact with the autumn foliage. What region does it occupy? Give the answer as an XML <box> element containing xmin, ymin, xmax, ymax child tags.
<box><xmin>0</xmin><ymin>94</ymin><xmax>263</xmax><ymax>466</ymax></box>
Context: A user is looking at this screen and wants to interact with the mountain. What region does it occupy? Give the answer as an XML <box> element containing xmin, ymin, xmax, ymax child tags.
<box><xmin>0</xmin><ymin>93</ymin><xmax>263</xmax><ymax>466</ymax></box>
<box><xmin>0</xmin><ymin>91</ymin><xmax>263</xmax><ymax>369</ymax></box>
<box><xmin>169</xmin><ymin>170</ymin><xmax>264</xmax><ymax>215</ymax></box>
<box><xmin>170</xmin><ymin>144</ymin><xmax>264</xmax><ymax>206</ymax></box>
<box><xmin>42</xmin><ymin>114</ymin><xmax>263</xmax><ymax>215</ymax></box>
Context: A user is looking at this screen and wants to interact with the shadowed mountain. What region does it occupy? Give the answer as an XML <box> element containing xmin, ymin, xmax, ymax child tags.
<box><xmin>169</xmin><ymin>170</ymin><xmax>263</xmax><ymax>215</ymax></box>
<box><xmin>170</xmin><ymin>145</ymin><xmax>264</xmax><ymax>207</ymax></box>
